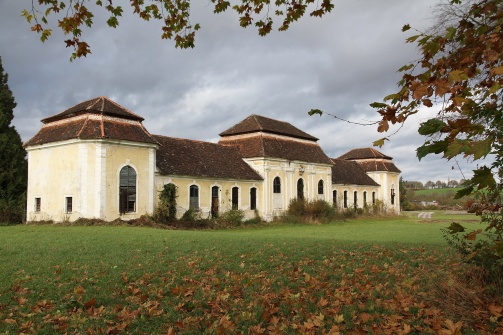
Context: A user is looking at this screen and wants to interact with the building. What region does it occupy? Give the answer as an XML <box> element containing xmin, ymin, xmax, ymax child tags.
<box><xmin>24</xmin><ymin>97</ymin><xmax>400</xmax><ymax>222</ymax></box>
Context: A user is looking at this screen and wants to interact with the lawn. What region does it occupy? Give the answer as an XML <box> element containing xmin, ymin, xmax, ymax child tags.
<box><xmin>0</xmin><ymin>214</ymin><xmax>500</xmax><ymax>334</ymax></box>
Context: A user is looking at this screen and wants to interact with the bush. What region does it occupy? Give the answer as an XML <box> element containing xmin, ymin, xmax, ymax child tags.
<box><xmin>243</xmin><ymin>210</ymin><xmax>262</xmax><ymax>225</ymax></box>
<box><xmin>216</xmin><ymin>209</ymin><xmax>245</xmax><ymax>227</ymax></box>
<box><xmin>0</xmin><ymin>198</ymin><xmax>25</xmax><ymax>224</ymax></box>
<box><xmin>154</xmin><ymin>183</ymin><xmax>178</xmax><ymax>224</ymax></box>
<box><xmin>285</xmin><ymin>198</ymin><xmax>336</xmax><ymax>224</ymax></box>
<box><xmin>181</xmin><ymin>208</ymin><xmax>198</xmax><ymax>222</ymax></box>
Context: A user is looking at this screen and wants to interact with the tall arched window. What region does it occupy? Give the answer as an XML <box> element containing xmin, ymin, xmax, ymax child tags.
<box><xmin>250</xmin><ymin>187</ymin><xmax>257</xmax><ymax>210</ymax></box>
<box><xmin>333</xmin><ymin>190</ymin><xmax>337</xmax><ymax>206</ymax></box>
<box><xmin>119</xmin><ymin>165</ymin><xmax>136</xmax><ymax>214</ymax></box>
<box><xmin>297</xmin><ymin>178</ymin><xmax>304</xmax><ymax>199</ymax></box>
<box><xmin>363</xmin><ymin>191</ymin><xmax>367</xmax><ymax>207</ymax></box>
<box><xmin>232</xmin><ymin>187</ymin><xmax>239</xmax><ymax>210</ymax></box>
<box><xmin>273</xmin><ymin>177</ymin><xmax>281</xmax><ymax>194</ymax></box>
<box><xmin>354</xmin><ymin>191</ymin><xmax>358</xmax><ymax>209</ymax></box>
<box><xmin>343</xmin><ymin>191</ymin><xmax>348</xmax><ymax>208</ymax></box>
<box><xmin>211</xmin><ymin>186</ymin><xmax>219</xmax><ymax>217</ymax></box>
<box><xmin>189</xmin><ymin>185</ymin><xmax>199</xmax><ymax>210</ymax></box>
<box><xmin>372</xmin><ymin>191</ymin><xmax>376</xmax><ymax>204</ymax></box>
<box><xmin>391</xmin><ymin>184</ymin><xmax>396</xmax><ymax>205</ymax></box>
<box><xmin>318</xmin><ymin>180</ymin><xmax>324</xmax><ymax>195</ymax></box>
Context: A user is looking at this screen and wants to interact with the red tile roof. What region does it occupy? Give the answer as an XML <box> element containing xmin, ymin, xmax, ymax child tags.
<box><xmin>337</xmin><ymin>148</ymin><xmax>401</xmax><ymax>173</ymax></box>
<box><xmin>25</xmin><ymin>115</ymin><xmax>157</xmax><ymax>146</ymax></box>
<box><xmin>338</xmin><ymin>147</ymin><xmax>392</xmax><ymax>160</ymax></box>
<box><xmin>331</xmin><ymin>159</ymin><xmax>380</xmax><ymax>186</ymax></box>
<box><xmin>42</xmin><ymin>96</ymin><xmax>144</xmax><ymax>123</ymax></box>
<box><xmin>154</xmin><ymin>135</ymin><xmax>263</xmax><ymax>180</ymax></box>
<box><xmin>357</xmin><ymin>160</ymin><xmax>401</xmax><ymax>173</ymax></box>
<box><xmin>219</xmin><ymin>135</ymin><xmax>333</xmax><ymax>165</ymax></box>
<box><xmin>219</xmin><ymin>114</ymin><xmax>318</xmax><ymax>141</ymax></box>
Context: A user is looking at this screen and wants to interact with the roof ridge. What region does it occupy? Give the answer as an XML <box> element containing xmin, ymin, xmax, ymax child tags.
<box><xmin>153</xmin><ymin>134</ymin><xmax>222</xmax><ymax>146</ymax></box>
<box><xmin>76</xmin><ymin>115</ymin><xmax>89</xmax><ymax>138</ymax></box>
<box><xmin>105</xmin><ymin>96</ymin><xmax>145</xmax><ymax>120</ymax></box>
<box><xmin>251</xmin><ymin>114</ymin><xmax>264</xmax><ymax>131</ymax></box>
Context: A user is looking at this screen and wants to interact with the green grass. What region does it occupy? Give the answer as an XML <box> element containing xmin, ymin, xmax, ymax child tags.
<box><xmin>412</xmin><ymin>187</ymin><xmax>462</xmax><ymax>197</ymax></box>
<box><xmin>0</xmin><ymin>214</ymin><xmax>497</xmax><ymax>334</ymax></box>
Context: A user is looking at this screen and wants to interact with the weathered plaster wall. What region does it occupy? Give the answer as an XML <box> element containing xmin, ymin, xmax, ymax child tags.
<box><xmin>154</xmin><ymin>176</ymin><xmax>262</xmax><ymax>220</ymax></box>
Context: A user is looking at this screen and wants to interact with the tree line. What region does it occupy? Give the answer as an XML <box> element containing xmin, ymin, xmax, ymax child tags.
<box><xmin>402</xmin><ymin>179</ymin><xmax>466</xmax><ymax>190</ymax></box>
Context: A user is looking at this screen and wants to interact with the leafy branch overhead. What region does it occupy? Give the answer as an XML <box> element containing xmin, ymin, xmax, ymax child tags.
<box><xmin>23</xmin><ymin>0</ymin><xmax>335</xmax><ymax>60</ymax></box>
<box><xmin>371</xmin><ymin>0</ymin><xmax>503</xmax><ymax>197</ymax></box>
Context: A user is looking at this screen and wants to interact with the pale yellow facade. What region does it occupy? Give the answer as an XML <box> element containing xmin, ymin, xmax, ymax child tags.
<box><xmin>244</xmin><ymin>158</ymin><xmax>332</xmax><ymax>220</ymax></box>
<box><xmin>154</xmin><ymin>176</ymin><xmax>262</xmax><ymax>220</ymax></box>
<box><xmin>25</xmin><ymin>98</ymin><xmax>401</xmax><ymax>223</ymax></box>
<box><xmin>27</xmin><ymin>139</ymin><xmax>157</xmax><ymax>222</ymax></box>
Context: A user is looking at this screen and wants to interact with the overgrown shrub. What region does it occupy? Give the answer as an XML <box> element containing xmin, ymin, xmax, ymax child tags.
<box><xmin>216</xmin><ymin>209</ymin><xmax>245</xmax><ymax>227</ymax></box>
<box><xmin>244</xmin><ymin>210</ymin><xmax>262</xmax><ymax>225</ymax></box>
<box><xmin>153</xmin><ymin>183</ymin><xmax>178</xmax><ymax>224</ymax></box>
<box><xmin>285</xmin><ymin>198</ymin><xmax>336</xmax><ymax>224</ymax></box>
<box><xmin>181</xmin><ymin>208</ymin><xmax>198</xmax><ymax>222</ymax></box>
<box><xmin>443</xmin><ymin>187</ymin><xmax>503</xmax><ymax>284</ymax></box>
<box><xmin>0</xmin><ymin>198</ymin><xmax>25</xmax><ymax>224</ymax></box>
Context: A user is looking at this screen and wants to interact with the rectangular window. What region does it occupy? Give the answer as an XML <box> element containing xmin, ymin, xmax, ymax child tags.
<box><xmin>65</xmin><ymin>197</ymin><xmax>73</xmax><ymax>213</ymax></box>
<box><xmin>35</xmin><ymin>197</ymin><xmax>41</xmax><ymax>212</ymax></box>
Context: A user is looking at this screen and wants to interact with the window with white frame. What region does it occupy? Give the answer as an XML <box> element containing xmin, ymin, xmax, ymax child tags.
<box><xmin>119</xmin><ymin>165</ymin><xmax>136</xmax><ymax>214</ymax></box>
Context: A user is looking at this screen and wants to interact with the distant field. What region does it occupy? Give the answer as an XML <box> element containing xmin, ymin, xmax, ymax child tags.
<box><xmin>0</xmin><ymin>214</ymin><xmax>496</xmax><ymax>334</ymax></box>
<box><xmin>412</xmin><ymin>187</ymin><xmax>462</xmax><ymax>197</ymax></box>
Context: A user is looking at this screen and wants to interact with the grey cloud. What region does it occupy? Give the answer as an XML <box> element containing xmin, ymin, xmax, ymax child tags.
<box><xmin>1</xmin><ymin>0</ymin><xmax>485</xmax><ymax>183</ymax></box>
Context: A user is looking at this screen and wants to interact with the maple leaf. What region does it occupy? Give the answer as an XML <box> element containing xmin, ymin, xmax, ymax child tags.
<box><xmin>440</xmin><ymin>319</ymin><xmax>463</xmax><ymax>335</ymax></box>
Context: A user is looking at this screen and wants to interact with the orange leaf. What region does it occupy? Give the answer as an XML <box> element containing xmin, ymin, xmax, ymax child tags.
<box><xmin>377</xmin><ymin>120</ymin><xmax>389</xmax><ymax>133</ymax></box>
<box><xmin>84</xmin><ymin>297</ymin><xmax>96</xmax><ymax>309</ymax></box>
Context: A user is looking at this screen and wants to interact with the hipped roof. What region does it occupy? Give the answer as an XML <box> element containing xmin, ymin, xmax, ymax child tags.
<box><xmin>331</xmin><ymin>159</ymin><xmax>380</xmax><ymax>186</ymax></box>
<box><xmin>219</xmin><ymin>135</ymin><xmax>333</xmax><ymax>165</ymax></box>
<box><xmin>337</xmin><ymin>147</ymin><xmax>401</xmax><ymax>173</ymax></box>
<box><xmin>25</xmin><ymin>115</ymin><xmax>157</xmax><ymax>147</ymax></box>
<box><xmin>42</xmin><ymin>96</ymin><xmax>144</xmax><ymax>123</ymax></box>
<box><xmin>219</xmin><ymin>114</ymin><xmax>318</xmax><ymax>141</ymax></box>
<box><xmin>338</xmin><ymin>147</ymin><xmax>392</xmax><ymax>160</ymax></box>
<box><xmin>154</xmin><ymin>135</ymin><xmax>263</xmax><ymax>180</ymax></box>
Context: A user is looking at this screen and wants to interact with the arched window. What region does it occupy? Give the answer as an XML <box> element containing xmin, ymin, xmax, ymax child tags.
<box><xmin>250</xmin><ymin>187</ymin><xmax>257</xmax><ymax>210</ymax></box>
<box><xmin>333</xmin><ymin>190</ymin><xmax>337</xmax><ymax>206</ymax></box>
<box><xmin>273</xmin><ymin>177</ymin><xmax>281</xmax><ymax>194</ymax></box>
<box><xmin>343</xmin><ymin>191</ymin><xmax>348</xmax><ymax>208</ymax></box>
<box><xmin>189</xmin><ymin>185</ymin><xmax>199</xmax><ymax>210</ymax></box>
<box><xmin>297</xmin><ymin>178</ymin><xmax>304</xmax><ymax>199</ymax></box>
<box><xmin>318</xmin><ymin>180</ymin><xmax>324</xmax><ymax>195</ymax></box>
<box><xmin>211</xmin><ymin>186</ymin><xmax>219</xmax><ymax>217</ymax></box>
<box><xmin>363</xmin><ymin>191</ymin><xmax>367</xmax><ymax>207</ymax></box>
<box><xmin>372</xmin><ymin>191</ymin><xmax>376</xmax><ymax>204</ymax></box>
<box><xmin>354</xmin><ymin>191</ymin><xmax>358</xmax><ymax>209</ymax></box>
<box><xmin>119</xmin><ymin>165</ymin><xmax>136</xmax><ymax>214</ymax></box>
<box><xmin>391</xmin><ymin>184</ymin><xmax>396</xmax><ymax>205</ymax></box>
<box><xmin>232</xmin><ymin>187</ymin><xmax>239</xmax><ymax>210</ymax></box>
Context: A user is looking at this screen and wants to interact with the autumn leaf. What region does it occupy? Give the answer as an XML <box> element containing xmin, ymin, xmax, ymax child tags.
<box><xmin>440</xmin><ymin>319</ymin><xmax>463</xmax><ymax>335</ymax></box>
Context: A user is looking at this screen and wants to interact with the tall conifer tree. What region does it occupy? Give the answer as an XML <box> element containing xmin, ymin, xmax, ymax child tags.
<box><xmin>0</xmin><ymin>56</ymin><xmax>27</xmax><ymax>223</ymax></box>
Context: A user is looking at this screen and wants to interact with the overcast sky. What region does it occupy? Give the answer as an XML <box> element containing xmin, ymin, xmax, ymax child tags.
<box><xmin>0</xmin><ymin>0</ymin><xmax>488</xmax><ymax>184</ymax></box>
